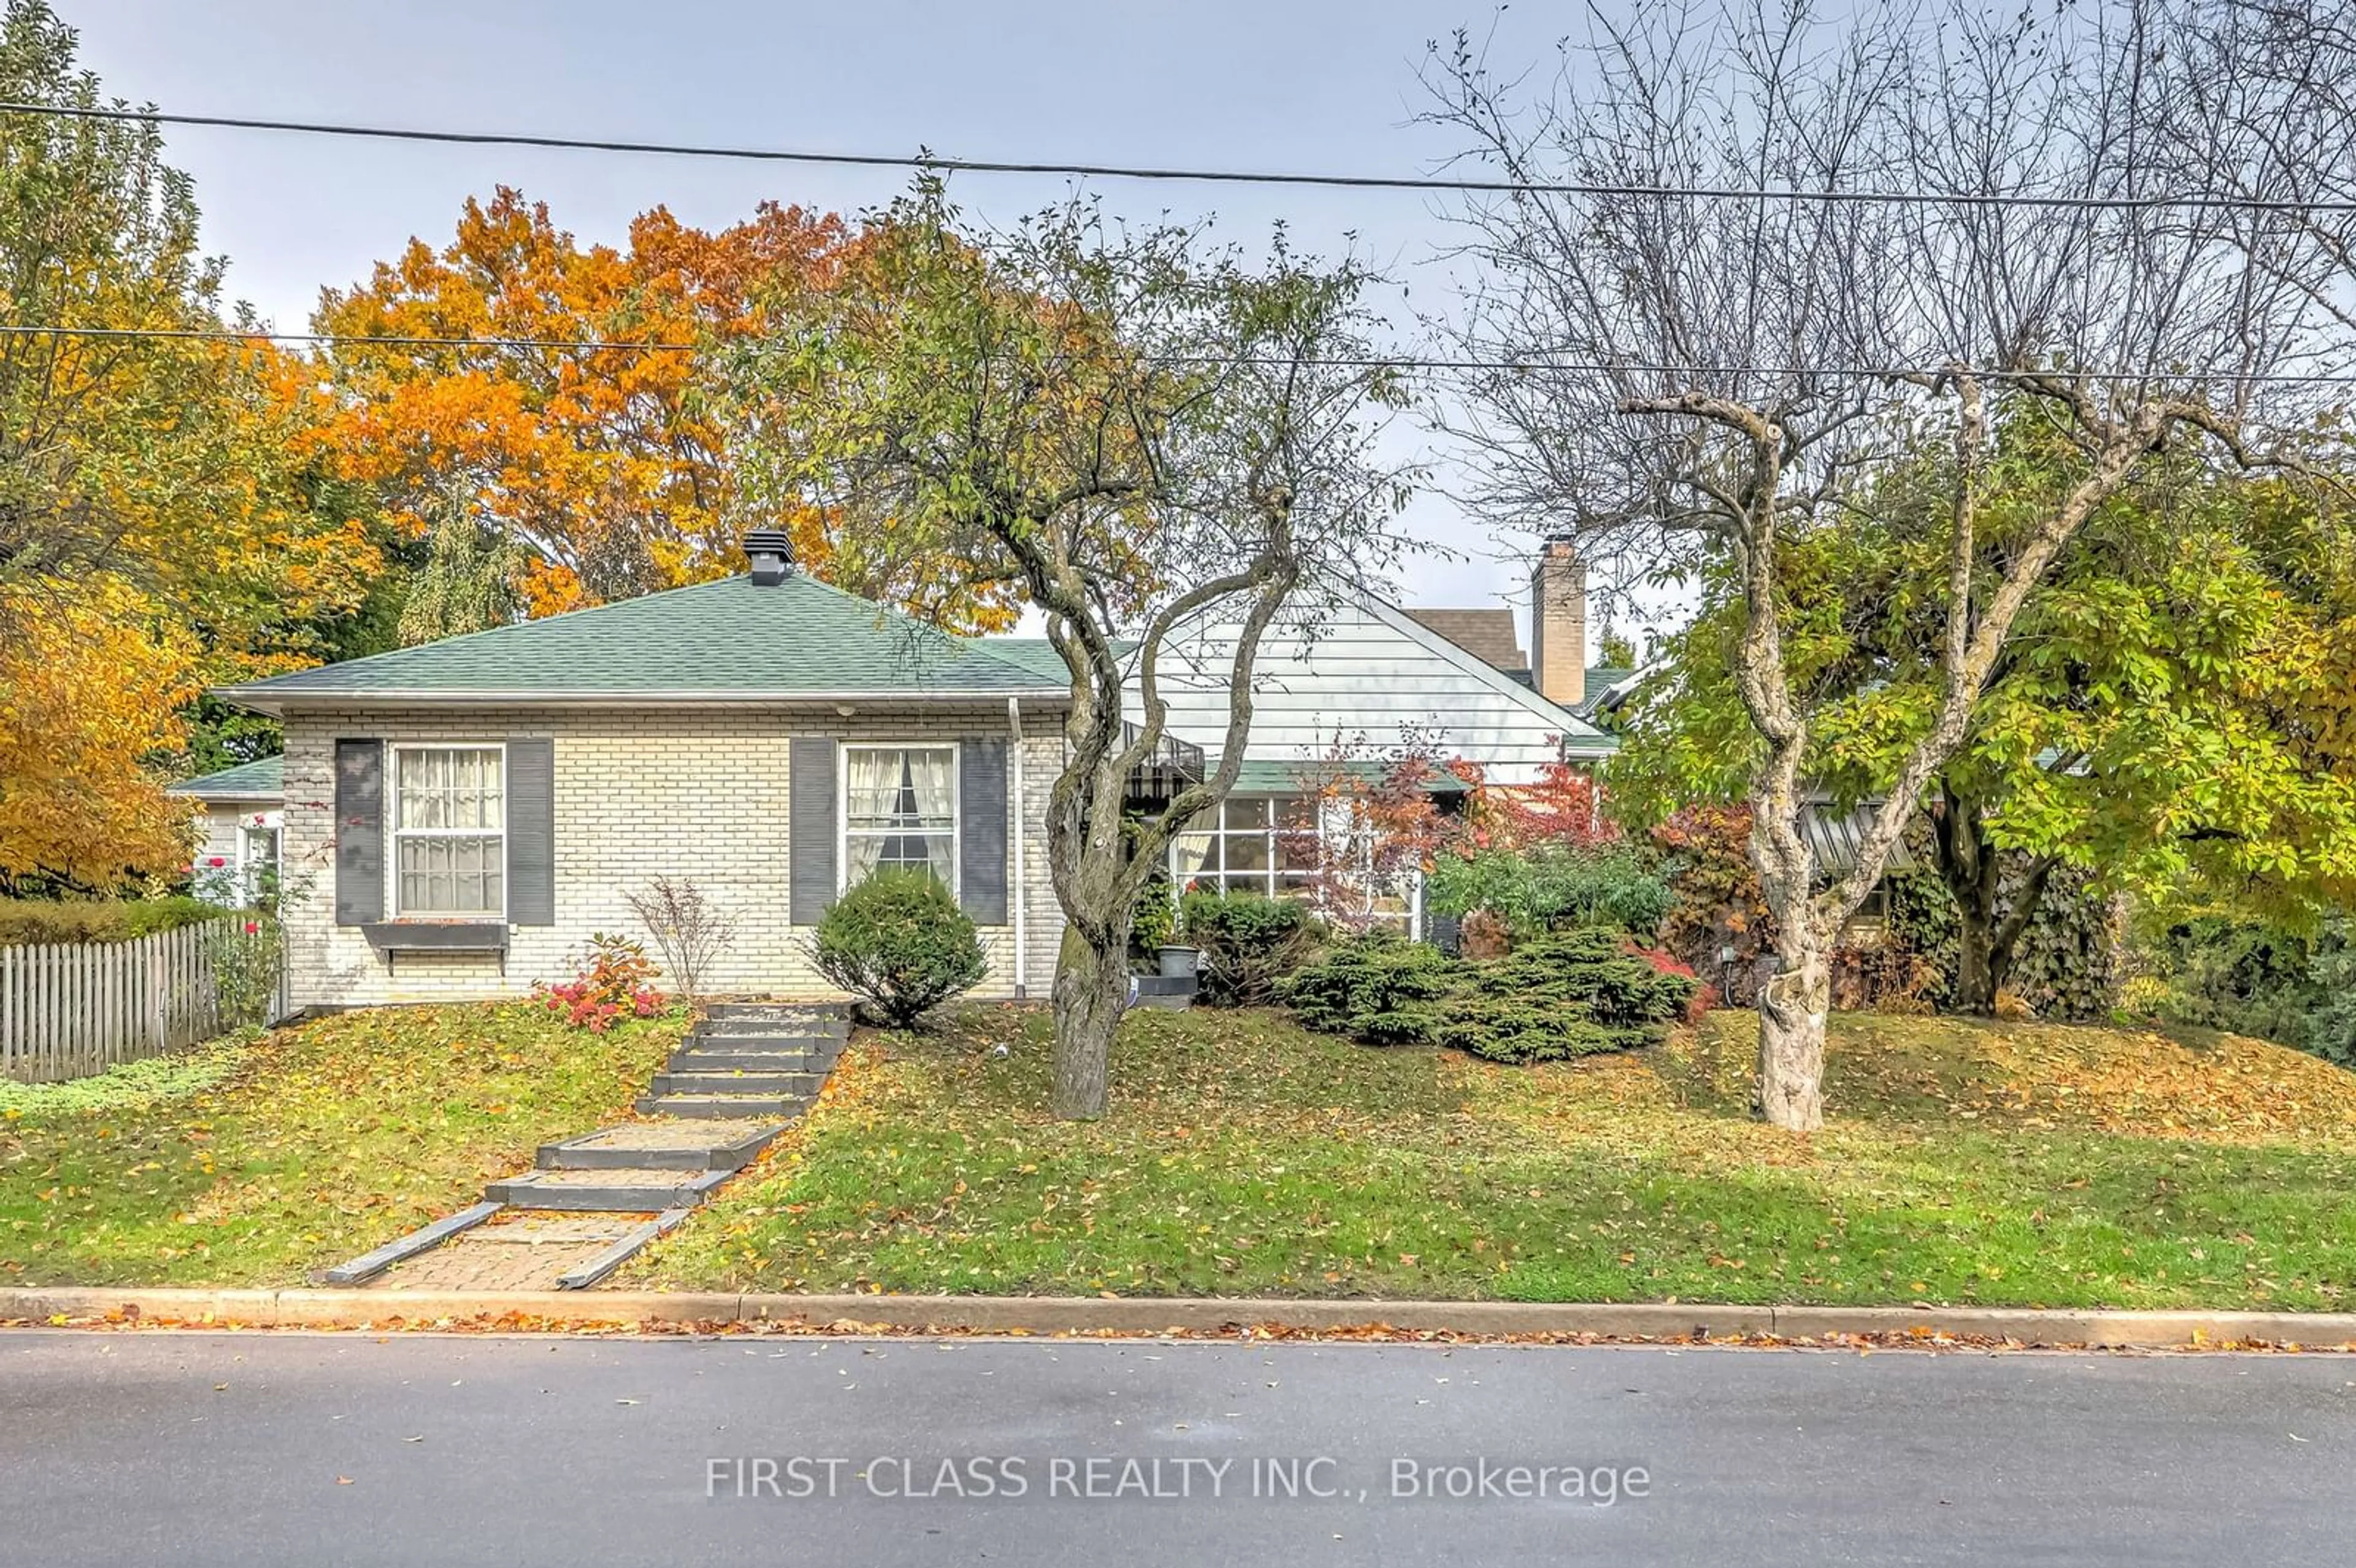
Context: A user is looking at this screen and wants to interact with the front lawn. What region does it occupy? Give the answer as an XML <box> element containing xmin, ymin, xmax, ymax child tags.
<box><xmin>1</xmin><ymin>1004</ymin><xmax>682</xmax><ymax>1286</ymax></box>
<box><xmin>626</xmin><ymin>1005</ymin><xmax>2356</xmax><ymax>1309</ymax></box>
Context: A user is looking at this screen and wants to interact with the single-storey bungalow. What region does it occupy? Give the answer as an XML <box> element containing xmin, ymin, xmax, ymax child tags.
<box><xmin>166</xmin><ymin>756</ymin><xmax>283</xmax><ymax>905</ymax></box>
<box><xmin>182</xmin><ymin>532</ymin><xmax>1617</xmax><ymax>1009</ymax></box>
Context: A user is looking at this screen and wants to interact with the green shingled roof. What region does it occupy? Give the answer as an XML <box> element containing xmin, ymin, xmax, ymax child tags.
<box><xmin>974</xmin><ymin>636</ymin><xmax>1134</xmax><ymax>683</ymax></box>
<box><xmin>218</xmin><ymin>575</ymin><xmax>1063</xmax><ymax>709</ymax></box>
<box><xmin>1227</xmin><ymin>759</ymin><xmax>1475</xmax><ymax>794</ymax></box>
<box><xmin>166</xmin><ymin>756</ymin><xmax>283</xmax><ymax>799</ymax></box>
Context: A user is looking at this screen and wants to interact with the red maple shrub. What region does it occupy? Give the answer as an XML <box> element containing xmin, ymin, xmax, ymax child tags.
<box><xmin>535</xmin><ymin>932</ymin><xmax>665</xmax><ymax>1032</ymax></box>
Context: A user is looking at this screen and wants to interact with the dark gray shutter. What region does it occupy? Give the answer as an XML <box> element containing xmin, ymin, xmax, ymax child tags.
<box><xmin>333</xmin><ymin>739</ymin><xmax>383</xmax><ymax>926</ymax></box>
<box><xmin>506</xmin><ymin>738</ymin><xmax>555</xmax><ymax>926</ymax></box>
<box><xmin>959</xmin><ymin>739</ymin><xmax>1010</xmax><ymax>924</ymax></box>
<box><xmin>789</xmin><ymin>737</ymin><xmax>837</xmax><ymax>924</ymax></box>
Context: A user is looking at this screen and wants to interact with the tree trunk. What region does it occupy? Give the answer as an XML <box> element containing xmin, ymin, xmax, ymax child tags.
<box><xmin>1954</xmin><ymin>913</ymin><xmax>1998</xmax><ymax>1012</ymax></box>
<box><xmin>1756</xmin><ymin>941</ymin><xmax>1830</xmax><ymax>1131</ymax></box>
<box><xmin>1050</xmin><ymin>923</ymin><xmax>1126</xmax><ymax>1119</ymax></box>
<box><xmin>1929</xmin><ymin>785</ymin><xmax>2053</xmax><ymax>1015</ymax></box>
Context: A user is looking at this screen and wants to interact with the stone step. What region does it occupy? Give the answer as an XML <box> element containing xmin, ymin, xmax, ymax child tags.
<box><xmin>536</xmin><ymin>1118</ymin><xmax>786</xmax><ymax>1172</ymax></box>
<box><xmin>669</xmin><ymin>1047</ymin><xmax>831</xmax><ymax>1073</ymax></box>
<box><xmin>650</xmin><ymin>1069</ymin><xmax>826</xmax><ymax>1097</ymax></box>
<box><xmin>483</xmin><ymin>1166</ymin><xmax>733</xmax><ymax>1212</ymax></box>
<box><xmin>635</xmin><ymin>1092</ymin><xmax>807</xmax><ymax>1119</ymax></box>
<box><xmin>697</xmin><ymin>1015</ymin><xmax>849</xmax><ymax>1040</ymax></box>
<box><xmin>684</xmin><ymin>1029</ymin><xmax>844</xmax><ymax>1052</ymax></box>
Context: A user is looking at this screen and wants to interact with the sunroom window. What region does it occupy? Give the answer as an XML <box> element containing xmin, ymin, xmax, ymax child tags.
<box><xmin>844</xmin><ymin>745</ymin><xmax>957</xmax><ymax>888</ymax></box>
<box><xmin>392</xmin><ymin>745</ymin><xmax>506</xmax><ymax>918</ymax></box>
<box><xmin>1169</xmin><ymin>795</ymin><xmax>1320</xmax><ymax>899</ymax></box>
<box><xmin>1169</xmin><ymin>793</ymin><xmax>1417</xmax><ymax>931</ymax></box>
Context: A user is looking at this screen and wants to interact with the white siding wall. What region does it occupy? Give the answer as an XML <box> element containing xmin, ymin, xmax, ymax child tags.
<box><xmin>277</xmin><ymin>705</ymin><xmax>1066</xmax><ymax>1010</ymax></box>
<box><xmin>1134</xmin><ymin>596</ymin><xmax>1607</xmax><ymax>785</ymax></box>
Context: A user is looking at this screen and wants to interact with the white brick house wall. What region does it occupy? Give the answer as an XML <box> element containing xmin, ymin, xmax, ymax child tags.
<box><xmin>277</xmin><ymin>704</ymin><xmax>1068</xmax><ymax>1009</ymax></box>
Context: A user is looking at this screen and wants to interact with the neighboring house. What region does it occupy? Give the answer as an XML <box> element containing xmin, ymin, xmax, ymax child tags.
<box><xmin>207</xmin><ymin>533</ymin><xmax>1070</xmax><ymax>1012</ymax></box>
<box><xmin>167</xmin><ymin>757</ymin><xmax>284</xmax><ymax>905</ymax></box>
<box><xmin>984</xmin><ymin>539</ymin><xmax>1621</xmax><ymax>932</ymax></box>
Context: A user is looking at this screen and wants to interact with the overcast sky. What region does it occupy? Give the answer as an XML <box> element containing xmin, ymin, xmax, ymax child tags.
<box><xmin>64</xmin><ymin>0</ymin><xmax>1657</xmax><ymax>648</ymax></box>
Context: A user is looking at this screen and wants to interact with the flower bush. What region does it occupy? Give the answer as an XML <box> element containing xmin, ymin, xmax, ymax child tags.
<box><xmin>536</xmin><ymin>932</ymin><xmax>666</xmax><ymax>1032</ymax></box>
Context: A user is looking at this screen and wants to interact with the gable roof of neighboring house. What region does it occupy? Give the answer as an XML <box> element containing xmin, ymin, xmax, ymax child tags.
<box><xmin>1401</xmin><ymin>608</ymin><xmax>1526</xmax><ymax>681</ymax></box>
<box><xmin>1360</xmin><ymin>597</ymin><xmax>1615</xmax><ymax>755</ymax></box>
<box><xmin>1399</xmin><ymin>607</ymin><xmax>1634</xmax><ymax>714</ymax></box>
<box><xmin>216</xmin><ymin>574</ymin><xmax>1068</xmax><ymax>713</ymax></box>
<box><xmin>1574</xmin><ymin>664</ymin><xmax>1639</xmax><ymax>717</ymax></box>
<box><xmin>166</xmin><ymin>756</ymin><xmax>284</xmax><ymax>801</ymax></box>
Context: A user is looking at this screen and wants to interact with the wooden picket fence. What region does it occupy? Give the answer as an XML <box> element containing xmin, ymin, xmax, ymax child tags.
<box><xmin>0</xmin><ymin>920</ymin><xmax>284</xmax><ymax>1085</ymax></box>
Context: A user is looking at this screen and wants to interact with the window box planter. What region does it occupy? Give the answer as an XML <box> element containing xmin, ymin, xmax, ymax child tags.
<box><xmin>361</xmin><ymin>922</ymin><xmax>510</xmax><ymax>972</ymax></box>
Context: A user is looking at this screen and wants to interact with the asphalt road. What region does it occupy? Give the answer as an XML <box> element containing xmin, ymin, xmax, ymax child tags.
<box><xmin>2</xmin><ymin>1331</ymin><xmax>2352</xmax><ymax>1567</ymax></box>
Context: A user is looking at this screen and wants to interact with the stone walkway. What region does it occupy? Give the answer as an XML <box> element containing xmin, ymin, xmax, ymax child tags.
<box><xmin>368</xmin><ymin>1214</ymin><xmax>641</xmax><ymax>1293</ymax></box>
<box><xmin>337</xmin><ymin>1004</ymin><xmax>847</xmax><ymax>1293</ymax></box>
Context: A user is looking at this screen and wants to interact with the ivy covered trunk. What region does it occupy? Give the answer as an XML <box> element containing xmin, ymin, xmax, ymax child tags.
<box><xmin>1953</xmin><ymin>920</ymin><xmax>2001</xmax><ymax>1013</ymax></box>
<box><xmin>1929</xmin><ymin>786</ymin><xmax>2056</xmax><ymax>1015</ymax></box>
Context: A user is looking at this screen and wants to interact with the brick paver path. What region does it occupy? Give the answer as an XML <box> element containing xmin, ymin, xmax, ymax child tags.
<box><xmin>366</xmin><ymin>1213</ymin><xmax>643</xmax><ymax>1293</ymax></box>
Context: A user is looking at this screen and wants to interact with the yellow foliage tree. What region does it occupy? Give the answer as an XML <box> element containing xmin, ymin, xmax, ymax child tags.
<box><xmin>0</xmin><ymin>583</ymin><xmax>201</xmax><ymax>892</ymax></box>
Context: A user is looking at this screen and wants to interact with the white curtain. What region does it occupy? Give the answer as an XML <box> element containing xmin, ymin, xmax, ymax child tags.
<box><xmin>398</xmin><ymin>747</ymin><xmax>502</xmax><ymax>830</ymax></box>
<box><xmin>905</xmin><ymin>748</ymin><xmax>955</xmax><ymax>826</ymax></box>
<box><xmin>845</xmin><ymin>748</ymin><xmax>956</xmax><ymax>886</ymax></box>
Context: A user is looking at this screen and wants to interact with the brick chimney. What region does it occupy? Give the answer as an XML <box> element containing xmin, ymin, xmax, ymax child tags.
<box><xmin>1528</xmin><ymin>536</ymin><xmax>1587</xmax><ymax>709</ymax></box>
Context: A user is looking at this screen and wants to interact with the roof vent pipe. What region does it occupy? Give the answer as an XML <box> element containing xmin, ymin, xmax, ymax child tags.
<box><xmin>742</xmin><ymin>528</ymin><xmax>795</xmax><ymax>586</ymax></box>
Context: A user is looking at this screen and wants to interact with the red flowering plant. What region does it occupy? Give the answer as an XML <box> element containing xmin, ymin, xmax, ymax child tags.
<box><xmin>535</xmin><ymin>932</ymin><xmax>667</xmax><ymax>1032</ymax></box>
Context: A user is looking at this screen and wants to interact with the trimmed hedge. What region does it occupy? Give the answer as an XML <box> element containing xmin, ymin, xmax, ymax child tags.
<box><xmin>811</xmin><ymin>872</ymin><xmax>986</xmax><ymax>1026</ymax></box>
<box><xmin>0</xmin><ymin>897</ymin><xmax>223</xmax><ymax>948</ymax></box>
<box><xmin>1425</xmin><ymin>844</ymin><xmax>1673</xmax><ymax>939</ymax></box>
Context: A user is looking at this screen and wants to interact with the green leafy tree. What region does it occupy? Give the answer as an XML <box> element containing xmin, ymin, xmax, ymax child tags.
<box><xmin>0</xmin><ymin>0</ymin><xmax>392</xmax><ymax>863</ymax></box>
<box><xmin>726</xmin><ymin>182</ymin><xmax>1412</xmax><ymax>1116</ymax></box>
<box><xmin>1425</xmin><ymin>0</ymin><xmax>2340</xmax><ymax>1129</ymax></box>
<box><xmin>1614</xmin><ymin>447</ymin><xmax>2356</xmax><ymax>1010</ymax></box>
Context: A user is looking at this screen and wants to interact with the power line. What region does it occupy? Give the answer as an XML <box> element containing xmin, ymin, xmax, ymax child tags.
<box><xmin>8</xmin><ymin>100</ymin><xmax>2355</xmax><ymax>216</ymax></box>
<box><xmin>7</xmin><ymin>321</ymin><xmax>2355</xmax><ymax>385</ymax></box>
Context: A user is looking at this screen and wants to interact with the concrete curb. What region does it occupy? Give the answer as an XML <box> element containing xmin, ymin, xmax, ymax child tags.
<box><xmin>5</xmin><ymin>1287</ymin><xmax>2356</xmax><ymax>1347</ymax></box>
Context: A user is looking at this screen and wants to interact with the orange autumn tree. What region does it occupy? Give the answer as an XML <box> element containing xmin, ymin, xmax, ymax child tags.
<box><xmin>313</xmin><ymin>191</ymin><xmax>1018</xmax><ymax>632</ymax></box>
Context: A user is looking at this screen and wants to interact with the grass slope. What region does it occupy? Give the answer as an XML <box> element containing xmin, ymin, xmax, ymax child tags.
<box><xmin>1</xmin><ymin>1004</ymin><xmax>682</xmax><ymax>1287</ymax></box>
<box><xmin>628</xmin><ymin>1005</ymin><xmax>2356</xmax><ymax>1310</ymax></box>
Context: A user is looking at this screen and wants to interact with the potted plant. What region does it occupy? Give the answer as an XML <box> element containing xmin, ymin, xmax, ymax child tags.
<box><xmin>1155</xmin><ymin>880</ymin><xmax>1201</xmax><ymax>981</ymax></box>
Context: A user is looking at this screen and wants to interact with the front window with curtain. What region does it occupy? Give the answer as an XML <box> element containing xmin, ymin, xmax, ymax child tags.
<box><xmin>393</xmin><ymin>745</ymin><xmax>506</xmax><ymax>917</ymax></box>
<box><xmin>844</xmin><ymin>745</ymin><xmax>957</xmax><ymax>888</ymax></box>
